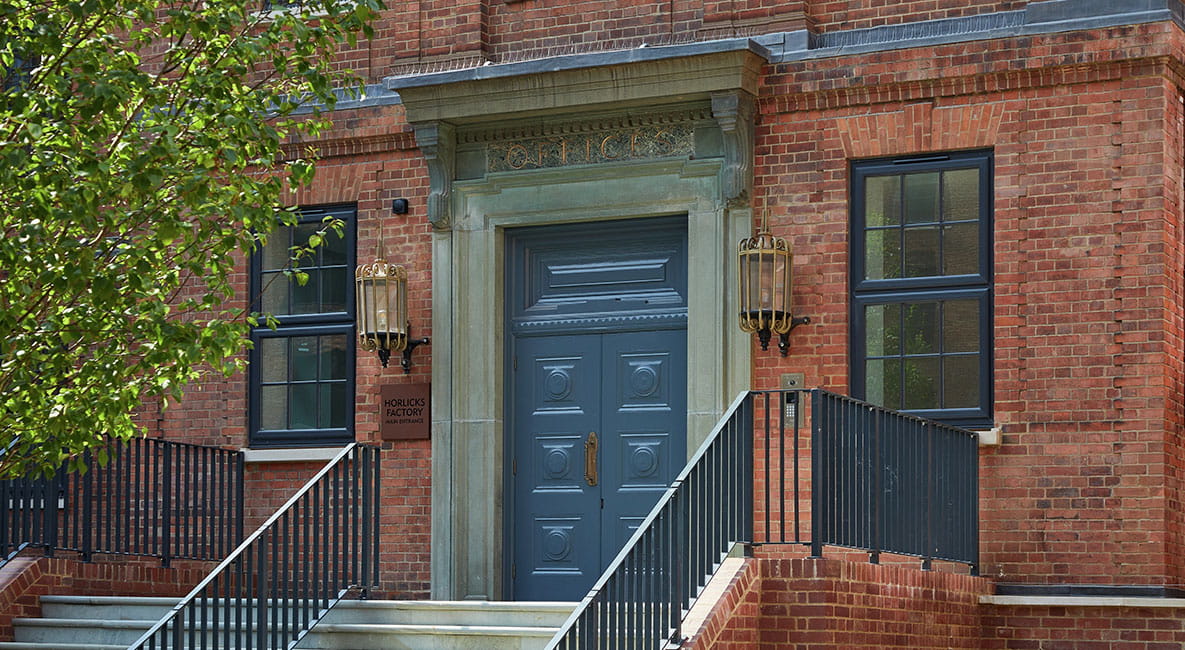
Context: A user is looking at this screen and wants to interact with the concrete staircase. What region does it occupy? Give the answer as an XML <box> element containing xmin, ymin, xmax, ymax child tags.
<box><xmin>0</xmin><ymin>596</ymin><xmax>576</xmax><ymax>649</ymax></box>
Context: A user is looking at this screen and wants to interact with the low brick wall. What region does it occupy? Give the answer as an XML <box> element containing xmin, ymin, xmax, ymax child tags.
<box><xmin>0</xmin><ymin>554</ymin><xmax>214</xmax><ymax>641</ymax></box>
<box><xmin>687</xmin><ymin>555</ymin><xmax>993</xmax><ymax>649</ymax></box>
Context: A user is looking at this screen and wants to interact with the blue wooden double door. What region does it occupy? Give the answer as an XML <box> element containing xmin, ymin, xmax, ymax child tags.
<box><xmin>507</xmin><ymin>217</ymin><xmax>688</xmax><ymax>601</ymax></box>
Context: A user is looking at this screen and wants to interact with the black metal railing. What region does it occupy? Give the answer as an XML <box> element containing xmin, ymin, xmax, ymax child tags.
<box><xmin>546</xmin><ymin>388</ymin><xmax>979</xmax><ymax>649</ymax></box>
<box><xmin>128</xmin><ymin>443</ymin><xmax>381</xmax><ymax>650</ymax></box>
<box><xmin>807</xmin><ymin>390</ymin><xmax>979</xmax><ymax>569</ymax></box>
<box><xmin>0</xmin><ymin>438</ymin><xmax>244</xmax><ymax>566</ymax></box>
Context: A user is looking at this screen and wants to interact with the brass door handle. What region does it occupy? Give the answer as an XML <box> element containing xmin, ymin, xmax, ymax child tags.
<box><xmin>584</xmin><ymin>431</ymin><xmax>598</xmax><ymax>486</ymax></box>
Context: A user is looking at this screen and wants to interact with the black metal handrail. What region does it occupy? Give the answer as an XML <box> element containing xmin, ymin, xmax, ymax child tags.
<box><xmin>807</xmin><ymin>390</ymin><xmax>979</xmax><ymax>569</ymax></box>
<box><xmin>545</xmin><ymin>388</ymin><xmax>979</xmax><ymax>649</ymax></box>
<box><xmin>0</xmin><ymin>437</ymin><xmax>244</xmax><ymax>567</ymax></box>
<box><xmin>128</xmin><ymin>442</ymin><xmax>380</xmax><ymax>650</ymax></box>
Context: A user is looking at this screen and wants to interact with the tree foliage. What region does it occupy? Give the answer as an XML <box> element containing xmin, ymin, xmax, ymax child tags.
<box><xmin>0</xmin><ymin>0</ymin><xmax>380</xmax><ymax>477</ymax></box>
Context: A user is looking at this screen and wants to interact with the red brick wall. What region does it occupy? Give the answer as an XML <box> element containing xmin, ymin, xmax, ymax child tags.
<box><xmin>753</xmin><ymin>21</ymin><xmax>1182</xmax><ymax>585</ymax></box>
<box><xmin>983</xmin><ymin>602</ymin><xmax>1185</xmax><ymax>649</ymax></box>
<box><xmin>0</xmin><ymin>555</ymin><xmax>214</xmax><ymax>641</ymax></box>
<box><xmin>808</xmin><ymin>0</ymin><xmax>1027</xmax><ymax>32</ymax></box>
<box><xmin>685</xmin><ymin>556</ymin><xmax>992</xmax><ymax>649</ymax></box>
<box><xmin>684</xmin><ymin>558</ymin><xmax>762</xmax><ymax>648</ymax></box>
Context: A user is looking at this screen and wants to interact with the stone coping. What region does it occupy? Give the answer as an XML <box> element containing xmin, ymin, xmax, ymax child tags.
<box><xmin>240</xmin><ymin>447</ymin><xmax>344</xmax><ymax>463</ymax></box>
<box><xmin>982</xmin><ymin>595</ymin><xmax>1185</xmax><ymax>608</ymax></box>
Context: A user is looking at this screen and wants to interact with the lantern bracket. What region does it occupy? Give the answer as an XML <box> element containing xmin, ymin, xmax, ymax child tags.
<box><xmin>777</xmin><ymin>316</ymin><xmax>811</xmax><ymax>356</ymax></box>
<box><xmin>401</xmin><ymin>329</ymin><xmax>431</xmax><ymax>374</ymax></box>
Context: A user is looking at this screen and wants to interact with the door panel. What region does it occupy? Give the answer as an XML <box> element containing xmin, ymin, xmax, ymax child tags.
<box><xmin>599</xmin><ymin>329</ymin><xmax>687</xmax><ymax>560</ymax></box>
<box><xmin>513</xmin><ymin>335</ymin><xmax>602</xmax><ymax>601</ymax></box>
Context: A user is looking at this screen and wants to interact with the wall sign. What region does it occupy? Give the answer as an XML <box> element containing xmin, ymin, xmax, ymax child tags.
<box><xmin>379</xmin><ymin>383</ymin><xmax>431</xmax><ymax>440</ymax></box>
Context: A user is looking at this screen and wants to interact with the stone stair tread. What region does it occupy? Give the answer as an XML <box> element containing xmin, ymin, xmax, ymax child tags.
<box><xmin>13</xmin><ymin>616</ymin><xmax>156</xmax><ymax>628</ymax></box>
<box><xmin>38</xmin><ymin>594</ymin><xmax>180</xmax><ymax>605</ymax></box>
<box><xmin>0</xmin><ymin>643</ymin><xmax>128</xmax><ymax>650</ymax></box>
<box><xmin>11</xmin><ymin>596</ymin><xmax>576</xmax><ymax>649</ymax></box>
<box><xmin>315</xmin><ymin>622</ymin><xmax>559</xmax><ymax>636</ymax></box>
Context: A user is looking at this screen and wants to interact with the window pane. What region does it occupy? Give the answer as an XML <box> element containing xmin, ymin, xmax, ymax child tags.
<box><xmin>944</xmin><ymin>356</ymin><xmax>980</xmax><ymax>408</ymax></box>
<box><xmin>320</xmin><ymin>383</ymin><xmax>348</xmax><ymax>428</ymax></box>
<box><xmin>904</xmin><ymin>172</ymin><xmax>939</xmax><ymax>224</ymax></box>
<box><xmin>943</xmin><ymin>300</ymin><xmax>980</xmax><ymax>353</ymax></box>
<box><xmin>865</xmin><ymin>358</ymin><xmax>901</xmax><ymax>409</ymax></box>
<box><xmin>291</xmin><ymin>336</ymin><xmax>318</xmax><ymax>381</ymax></box>
<box><xmin>291</xmin><ymin>270</ymin><xmax>319</xmax><ymax>314</ymax></box>
<box><xmin>322</xmin><ymin>267</ymin><xmax>347</xmax><ymax>313</ymax></box>
<box><xmin>865</xmin><ymin>303</ymin><xmax>901</xmax><ymax>356</ymax></box>
<box><xmin>864</xmin><ymin>230</ymin><xmax>899</xmax><ymax>280</ymax></box>
<box><xmin>943</xmin><ymin>222</ymin><xmax>979</xmax><ymax>276</ymax></box>
<box><xmin>262</xmin><ymin>228</ymin><xmax>290</xmax><ymax>271</ymax></box>
<box><xmin>260</xmin><ymin>385</ymin><xmax>288</xmax><ymax>430</ymax></box>
<box><xmin>295</xmin><ymin>222</ymin><xmax>319</xmax><ymax>255</ymax></box>
<box><xmin>322</xmin><ymin>229</ymin><xmax>347</xmax><ymax>265</ymax></box>
<box><xmin>903</xmin><ymin>226</ymin><xmax>940</xmax><ymax>277</ymax></box>
<box><xmin>903</xmin><ymin>302</ymin><xmax>939</xmax><ymax>354</ymax></box>
<box><xmin>290</xmin><ymin>384</ymin><xmax>317</xmax><ymax>429</ymax></box>
<box><xmin>903</xmin><ymin>357</ymin><xmax>939</xmax><ymax>409</ymax></box>
<box><xmin>321</xmin><ymin>335</ymin><xmax>348</xmax><ymax>379</ymax></box>
<box><xmin>261</xmin><ymin>272</ymin><xmax>288</xmax><ymax>314</ymax></box>
<box><xmin>943</xmin><ymin>168</ymin><xmax>979</xmax><ymax>222</ymax></box>
<box><xmin>259</xmin><ymin>337</ymin><xmax>287</xmax><ymax>383</ymax></box>
<box><xmin>865</xmin><ymin>176</ymin><xmax>901</xmax><ymax>227</ymax></box>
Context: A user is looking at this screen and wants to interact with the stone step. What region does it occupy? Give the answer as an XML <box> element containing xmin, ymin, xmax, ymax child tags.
<box><xmin>38</xmin><ymin>595</ymin><xmax>574</xmax><ymax>627</ymax></box>
<box><xmin>9</xmin><ymin>596</ymin><xmax>577</xmax><ymax>650</ymax></box>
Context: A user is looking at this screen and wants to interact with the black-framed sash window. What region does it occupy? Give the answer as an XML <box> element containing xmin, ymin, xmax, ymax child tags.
<box><xmin>249</xmin><ymin>204</ymin><xmax>356</xmax><ymax>447</ymax></box>
<box><xmin>850</xmin><ymin>151</ymin><xmax>993</xmax><ymax>427</ymax></box>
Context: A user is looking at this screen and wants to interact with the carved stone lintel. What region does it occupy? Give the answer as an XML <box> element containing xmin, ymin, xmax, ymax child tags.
<box><xmin>711</xmin><ymin>91</ymin><xmax>756</xmax><ymax>207</ymax></box>
<box><xmin>413</xmin><ymin>122</ymin><xmax>456</xmax><ymax>231</ymax></box>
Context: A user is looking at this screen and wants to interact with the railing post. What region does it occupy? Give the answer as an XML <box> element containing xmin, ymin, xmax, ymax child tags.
<box><xmin>236</xmin><ymin>450</ymin><xmax>246</xmax><ymax>549</ymax></box>
<box><xmin>43</xmin><ymin>470</ymin><xmax>63</xmax><ymax>557</ymax></box>
<box><xmin>81</xmin><ymin>450</ymin><xmax>93</xmax><ymax>563</ymax></box>
<box><xmin>669</xmin><ymin>488</ymin><xmax>684</xmax><ymax>646</ymax></box>
<box><xmin>256</xmin><ymin>534</ymin><xmax>269</xmax><ymax>650</ymax></box>
<box><xmin>971</xmin><ymin>430</ymin><xmax>980</xmax><ymax>576</ymax></box>
<box><xmin>809</xmin><ymin>389</ymin><xmax>824</xmax><ymax>559</ymax></box>
<box><xmin>922</xmin><ymin>421</ymin><xmax>934</xmax><ymax>572</ymax></box>
<box><xmin>791</xmin><ymin>390</ymin><xmax>801</xmax><ymax>544</ymax></box>
<box><xmin>870</xmin><ymin>406</ymin><xmax>881</xmax><ymax>566</ymax></box>
<box><xmin>741</xmin><ymin>393</ymin><xmax>754</xmax><ymax>545</ymax></box>
<box><xmin>160</xmin><ymin>442</ymin><xmax>172</xmax><ymax>568</ymax></box>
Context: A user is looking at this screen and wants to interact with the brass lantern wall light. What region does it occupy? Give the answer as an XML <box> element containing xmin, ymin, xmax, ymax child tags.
<box><xmin>738</xmin><ymin>210</ymin><xmax>809</xmax><ymax>355</ymax></box>
<box><xmin>356</xmin><ymin>222</ymin><xmax>430</xmax><ymax>373</ymax></box>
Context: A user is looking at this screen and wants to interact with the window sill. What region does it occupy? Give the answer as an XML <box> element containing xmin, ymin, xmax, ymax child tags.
<box><xmin>972</xmin><ymin>426</ymin><xmax>1001</xmax><ymax>447</ymax></box>
<box><xmin>241</xmin><ymin>447</ymin><xmax>347</xmax><ymax>464</ymax></box>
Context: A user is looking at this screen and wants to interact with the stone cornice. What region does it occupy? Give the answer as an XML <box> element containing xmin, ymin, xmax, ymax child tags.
<box><xmin>387</xmin><ymin>46</ymin><xmax>767</xmax><ymax>125</ymax></box>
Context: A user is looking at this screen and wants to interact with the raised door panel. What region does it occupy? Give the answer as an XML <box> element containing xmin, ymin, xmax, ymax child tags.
<box><xmin>512</xmin><ymin>335</ymin><xmax>602</xmax><ymax>600</ymax></box>
<box><xmin>599</xmin><ymin>329</ymin><xmax>688</xmax><ymax>557</ymax></box>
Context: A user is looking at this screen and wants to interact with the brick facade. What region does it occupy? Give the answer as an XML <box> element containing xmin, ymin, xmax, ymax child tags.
<box><xmin>53</xmin><ymin>0</ymin><xmax>1185</xmax><ymax>645</ymax></box>
<box><xmin>686</xmin><ymin>556</ymin><xmax>993</xmax><ymax>649</ymax></box>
